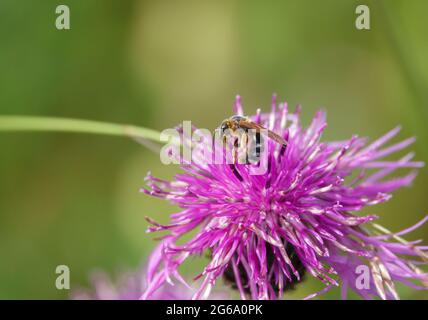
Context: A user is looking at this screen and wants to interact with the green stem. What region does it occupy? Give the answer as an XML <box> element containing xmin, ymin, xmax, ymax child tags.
<box><xmin>0</xmin><ymin>116</ymin><xmax>162</xmax><ymax>142</ymax></box>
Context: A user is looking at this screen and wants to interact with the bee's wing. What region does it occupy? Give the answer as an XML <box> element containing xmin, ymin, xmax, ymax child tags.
<box><xmin>238</xmin><ymin>119</ymin><xmax>287</xmax><ymax>146</ymax></box>
<box><xmin>237</xmin><ymin>118</ymin><xmax>265</xmax><ymax>131</ymax></box>
<box><xmin>267</xmin><ymin>130</ymin><xmax>288</xmax><ymax>146</ymax></box>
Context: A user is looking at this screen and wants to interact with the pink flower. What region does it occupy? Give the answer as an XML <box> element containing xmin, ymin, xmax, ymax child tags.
<box><xmin>142</xmin><ymin>95</ymin><xmax>427</xmax><ymax>300</ymax></box>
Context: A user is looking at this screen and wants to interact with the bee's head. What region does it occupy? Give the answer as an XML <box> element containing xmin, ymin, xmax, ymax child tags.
<box><xmin>220</xmin><ymin>120</ymin><xmax>230</xmax><ymax>135</ymax></box>
<box><xmin>230</xmin><ymin>115</ymin><xmax>246</xmax><ymax>122</ymax></box>
<box><xmin>218</xmin><ymin>119</ymin><xmax>235</xmax><ymax>144</ymax></box>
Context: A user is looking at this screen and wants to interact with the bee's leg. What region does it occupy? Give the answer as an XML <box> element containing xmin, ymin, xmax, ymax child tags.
<box><xmin>279</xmin><ymin>143</ymin><xmax>287</xmax><ymax>157</ymax></box>
<box><xmin>245</xmin><ymin>132</ymin><xmax>250</xmax><ymax>164</ymax></box>
<box><xmin>239</xmin><ymin>132</ymin><xmax>248</xmax><ymax>164</ymax></box>
<box><xmin>232</xmin><ymin>139</ymin><xmax>239</xmax><ymax>165</ymax></box>
<box><xmin>229</xmin><ymin>163</ymin><xmax>243</xmax><ymax>181</ymax></box>
<box><xmin>255</xmin><ymin>131</ymin><xmax>261</xmax><ymax>158</ymax></box>
<box><xmin>279</xmin><ymin>132</ymin><xmax>288</xmax><ymax>157</ymax></box>
<box><xmin>230</xmin><ymin>139</ymin><xmax>243</xmax><ymax>181</ymax></box>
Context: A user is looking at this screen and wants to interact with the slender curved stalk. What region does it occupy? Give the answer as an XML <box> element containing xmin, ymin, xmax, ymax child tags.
<box><xmin>0</xmin><ymin>116</ymin><xmax>162</xmax><ymax>143</ymax></box>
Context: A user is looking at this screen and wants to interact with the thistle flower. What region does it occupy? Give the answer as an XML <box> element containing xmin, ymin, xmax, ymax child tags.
<box><xmin>72</xmin><ymin>265</ymin><xmax>186</xmax><ymax>300</ymax></box>
<box><xmin>72</xmin><ymin>262</ymin><xmax>228</xmax><ymax>300</ymax></box>
<box><xmin>142</xmin><ymin>95</ymin><xmax>428</xmax><ymax>300</ymax></box>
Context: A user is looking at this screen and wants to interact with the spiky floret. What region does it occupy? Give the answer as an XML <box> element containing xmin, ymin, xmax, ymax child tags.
<box><xmin>142</xmin><ymin>95</ymin><xmax>427</xmax><ymax>300</ymax></box>
<box><xmin>72</xmin><ymin>264</ymin><xmax>190</xmax><ymax>300</ymax></box>
<box><xmin>72</xmin><ymin>262</ymin><xmax>229</xmax><ymax>300</ymax></box>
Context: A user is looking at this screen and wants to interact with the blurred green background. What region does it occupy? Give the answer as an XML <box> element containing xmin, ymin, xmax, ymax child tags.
<box><xmin>0</xmin><ymin>0</ymin><xmax>427</xmax><ymax>299</ymax></box>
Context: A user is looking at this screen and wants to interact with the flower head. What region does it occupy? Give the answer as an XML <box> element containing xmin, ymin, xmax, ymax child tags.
<box><xmin>72</xmin><ymin>261</ymin><xmax>229</xmax><ymax>300</ymax></box>
<box><xmin>142</xmin><ymin>95</ymin><xmax>427</xmax><ymax>300</ymax></box>
<box><xmin>72</xmin><ymin>265</ymin><xmax>187</xmax><ymax>300</ymax></box>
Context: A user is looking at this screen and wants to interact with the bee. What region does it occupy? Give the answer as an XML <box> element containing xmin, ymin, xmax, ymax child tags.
<box><xmin>218</xmin><ymin>115</ymin><xmax>287</xmax><ymax>165</ymax></box>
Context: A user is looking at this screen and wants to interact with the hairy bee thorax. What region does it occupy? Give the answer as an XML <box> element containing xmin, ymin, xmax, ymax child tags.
<box><xmin>220</xmin><ymin>116</ymin><xmax>248</xmax><ymax>134</ymax></box>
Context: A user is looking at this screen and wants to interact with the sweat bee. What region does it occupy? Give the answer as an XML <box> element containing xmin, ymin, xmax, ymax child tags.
<box><xmin>218</xmin><ymin>115</ymin><xmax>287</xmax><ymax>165</ymax></box>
